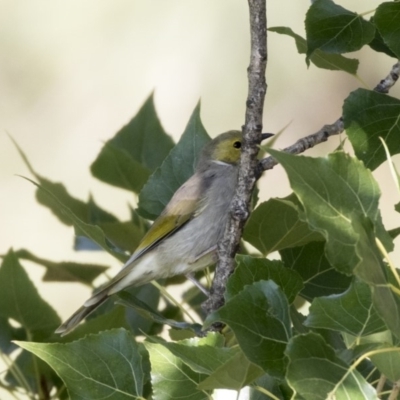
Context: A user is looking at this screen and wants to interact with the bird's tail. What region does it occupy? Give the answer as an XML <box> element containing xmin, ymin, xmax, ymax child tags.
<box><xmin>55</xmin><ymin>290</ymin><xmax>109</xmax><ymax>336</ymax></box>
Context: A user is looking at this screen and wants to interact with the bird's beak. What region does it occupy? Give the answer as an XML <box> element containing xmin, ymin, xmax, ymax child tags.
<box><xmin>261</xmin><ymin>133</ymin><xmax>274</xmax><ymax>141</ymax></box>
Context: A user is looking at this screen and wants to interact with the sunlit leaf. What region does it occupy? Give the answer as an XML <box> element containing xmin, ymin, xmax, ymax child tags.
<box><xmin>286</xmin><ymin>333</ymin><xmax>378</xmax><ymax>399</ymax></box>
<box><xmin>17</xmin><ymin>329</ymin><xmax>144</xmax><ymax>399</ymax></box>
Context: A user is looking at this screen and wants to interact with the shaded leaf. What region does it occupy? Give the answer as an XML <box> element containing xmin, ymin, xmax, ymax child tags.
<box><xmin>343</xmin><ymin>88</ymin><xmax>400</xmax><ymax>171</ymax></box>
<box><xmin>0</xmin><ymin>250</ymin><xmax>60</xmax><ymax>340</ymax></box>
<box><xmin>138</xmin><ymin>103</ymin><xmax>210</xmax><ymax>220</ymax></box>
<box><xmin>17</xmin><ymin>329</ymin><xmax>144</xmax><ymax>399</ymax></box>
<box><xmin>352</xmin><ymin>216</ymin><xmax>400</xmax><ymax>339</ymax></box>
<box><xmin>269</xmin><ymin>26</ymin><xmax>358</xmax><ymax>74</ymax></box>
<box><xmin>226</xmin><ymin>255</ymin><xmax>303</xmax><ymax>304</ymax></box>
<box><xmin>13</xmin><ymin>249</ymin><xmax>107</xmax><ymax>285</ymax></box>
<box><xmin>374</xmin><ymin>2</ymin><xmax>400</xmax><ymax>59</ymax></box>
<box><xmin>286</xmin><ymin>333</ymin><xmax>377</xmax><ymax>399</ymax></box>
<box><xmin>243</xmin><ymin>194</ymin><xmax>324</xmax><ymax>255</ymax></box>
<box><xmin>116</xmin><ymin>291</ymin><xmax>203</xmax><ymax>335</ymax></box>
<box><xmin>267</xmin><ymin>149</ymin><xmax>392</xmax><ymax>275</ymax></box>
<box><xmin>91</xmin><ymin>94</ymin><xmax>174</xmax><ymax>192</ymax></box>
<box><xmin>21</xmin><ymin>177</ymin><xmax>127</xmax><ymax>262</ymax></box>
<box><xmin>280</xmin><ymin>241</ymin><xmax>352</xmax><ymax>301</ymax></box>
<box><xmin>368</xmin><ymin>17</ymin><xmax>397</xmax><ymax>58</ymax></box>
<box><xmin>144</xmin><ymin>341</ymin><xmax>210</xmax><ymax>400</ymax></box>
<box><xmin>305</xmin><ymin>279</ymin><xmax>386</xmax><ymax>337</ymax></box>
<box><xmin>198</xmin><ymin>350</ymin><xmax>264</xmax><ymax>391</ymax></box>
<box><xmin>205</xmin><ymin>281</ymin><xmax>291</xmax><ymax>377</ymax></box>
<box><xmin>305</xmin><ymin>0</ymin><xmax>375</xmax><ymax>58</ymax></box>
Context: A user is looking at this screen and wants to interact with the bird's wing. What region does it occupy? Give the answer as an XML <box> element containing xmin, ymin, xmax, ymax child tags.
<box><xmin>119</xmin><ymin>172</ymin><xmax>204</xmax><ymax>271</ymax></box>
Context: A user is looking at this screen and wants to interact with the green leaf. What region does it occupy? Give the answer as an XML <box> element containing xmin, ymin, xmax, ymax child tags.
<box><xmin>226</xmin><ymin>255</ymin><xmax>303</xmax><ymax>304</ymax></box>
<box><xmin>243</xmin><ymin>194</ymin><xmax>324</xmax><ymax>255</ymax></box>
<box><xmin>305</xmin><ymin>279</ymin><xmax>386</xmax><ymax>337</ymax></box>
<box><xmin>267</xmin><ymin>149</ymin><xmax>392</xmax><ymax>275</ymax></box>
<box><xmin>305</xmin><ymin>0</ymin><xmax>375</xmax><ymax>58</ymax></box>
<box><xmin>343</xmin><ymin>88</ymin><xmax>400</xmax><ymax>171</ymax></box>
<box><xmin>150</xmin><ymin>333</ymin><xmax>238</xmax><ymax>375</ymax></box>
<box><xmin>138</xmin><ymin>103</ymin><xmax>211</xmax><ymax>220</ymax></box>
<box><xmin>280</xmin><ymin>241</ymin><xmax>352</xmax><ymax>301</ymax></box>
<box><xmin>352</xmin><ymin>215</ymin><xmax>400</xmax><ymax>339</ymax></box>
<box><xmin>21</xmin><ymin>177</ymin><xmax>127</xmax><ymax>262</ymax></box>
<box><xmin>286</xmin><ymin>333</ymin><xmax>378</xmax><ymax>399</ymax></box>
<box><xmin>370</xmin><ymin>345</ymin><xmax>400</xmax><ymax>382</ymax></box>
<box><xmin>198</xmin><ymin>350</ymin><xmax>264</xmax><ymax>391</ymax></box>
<box><xmin>374</xmin><ymin>2</ymin><xmax>400</xmax><ymax>59</ymax></box>
<box><xmin>17</xmin><ymin>329</ymin><xmax>144</xmax><ymax>399</ymax></box>
<box><xmin>249</xmin><ymin>374</ymin><xmax>286</xmax><ymax>400</ymax></box>
<box><xmin>59</xmin><ymin>306</ymin><xmax>130</xmax><ymax>342</ymax></box>
<box><xmin>116</xmin><ymin>291</ymin><xmax>203</xmax><ymax>335</ymax></box>
<box><xmin>368</xmin><ymin>17</ymin><xmax>397</xmax><ymax>58</ymax></box>
<box><xmin>91</xmin><ymin>94</ymin><xmax>174</xmax><ymax>192</ymax></box>
<box><xmin>0</xmin><ymin>250</ymin><xmax>60</xmax><ymax>339</ymax></box>
<box><xmin>205</xmin><ymin>281</ymin><xmax>291</xmax><ymax>377</ymax></box>
<box><xmin>144</xmin><ymin>341</ymin><xmax>210</xmax><ymax>400</ymax></box>
<box><xmin>12</xmin><ymin>249</ymin><xmax>107</xmax><ymax>285</ymax></box>
<box><xmin>269</xmin><ymin>26</ymin><xmax>359</xmax><ymax>74</ymax></box>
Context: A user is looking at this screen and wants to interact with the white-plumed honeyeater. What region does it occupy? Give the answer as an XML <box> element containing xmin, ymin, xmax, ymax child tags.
<box><xmin>56</xmin><ymin>130</ymin><xmax>273</xmax><ymax>335</ymax></box>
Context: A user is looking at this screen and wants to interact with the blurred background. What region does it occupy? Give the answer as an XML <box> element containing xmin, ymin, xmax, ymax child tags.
<box><xmin>1</xmin><ymin>0</ymin><xmax>399</xmax><ymax>398</ymax></box>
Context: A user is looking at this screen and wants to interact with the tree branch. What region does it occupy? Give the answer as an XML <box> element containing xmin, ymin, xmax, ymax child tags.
<box><xmin>202</xmin><ymin>28</ymin><xmax>399</xmax><ymax>318</ymax></box>
<box><xmin>257</xmin><ymin>61</ymin><xmax>399</xmax><ymax>174</ymax></box>
<box><xmin>202</xmin><ymin>0</ymin><xmax>268</xmax><ymax>316</ymax></box>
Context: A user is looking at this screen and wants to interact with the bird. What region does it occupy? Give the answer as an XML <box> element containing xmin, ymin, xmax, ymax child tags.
<box><xmin>56</xmin><ymin>130</ymin><xmax>273</xmax><ymax>335</ymax></box>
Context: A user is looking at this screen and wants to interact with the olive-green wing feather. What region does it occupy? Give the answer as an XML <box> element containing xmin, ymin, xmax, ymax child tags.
<box><xmin>114</xmin><ymin>173</ymin><xmax>203</xmax><ymax>278</ymax></box>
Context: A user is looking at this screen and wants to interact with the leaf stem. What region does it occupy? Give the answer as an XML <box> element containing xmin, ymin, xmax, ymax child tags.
<box><xmin>252</xmin><ymin>385</ymin><xmax>281</xmax><ymax>400</ymax></box>
<box><xmin>375</xmin><ymin>238</ymin><xmax>400</xmax><ymax>289</ymax></box>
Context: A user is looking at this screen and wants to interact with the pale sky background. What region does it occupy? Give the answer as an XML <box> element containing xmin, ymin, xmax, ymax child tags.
<box><xmin>1</xmin><ymin>1</ymin><xmax>399</xmax><ymax>399</ymax></box>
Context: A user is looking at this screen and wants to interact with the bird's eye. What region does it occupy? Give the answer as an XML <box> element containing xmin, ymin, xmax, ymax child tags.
<box><xmin>233</xmin><ymin>141</ymin><xmax>241</xmax><ymax>149</ymax></box>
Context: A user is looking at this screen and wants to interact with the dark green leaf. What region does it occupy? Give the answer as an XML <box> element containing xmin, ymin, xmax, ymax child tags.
<box><xmin>243</xmin><ymin>194</ymin><xmax>324</xmax><ymax>255</ymax></box>
<box><xmin>305</xmin><ymin>0</ymin><xmax>375</xmax><ymax>58</ymax></box>
<box><xmin>267</xmin><ymin>149</ymin><xmax>392</xmax><ymax>275</ymax></box>
<box><xmin>286</xmin><ymin>333</ymin><xmax>377</xmax><ymax>399</ymax></box>
<box><xmin>21</xmin><ymin>177</ymin><xmax>127</xmax><ymax>262</ymax></box>
<box><xmin>138</xmin><ymin>103</ymin><xmax>211</xmax><ymax>219</ymax></box>
<box><xmin>343</xmin><ymin>88</ymin><xmax>400</xmax><ymax>171</ymax></box>
<box><xmin>280</xmin><ymin>241</ymin><xmax>352</xmax><ymax>301</ymax></box>
<box><xmin>226</xmin><ymin>255</ymin><xmax>303</xmax><ymax>304</ymax></box>
<box><xmin>269</xmin><ymin>26</ymin><xmax>358</xmax><ymax>74</ymax></box>
<box><xmin>368</xmin><ymin>17</ymin><xmax>397</xmax><ymax>58</ymax></box>
<box><xmin>305</xmin><ymin>279</ymin><xmax>386</xmax><ymax>337</ymax></box>
<box><xmin>0</xmin><ymin>317</ymin><xmax>24</xmax><ymax>354</ymax></box>
<box><xmin>13</xmin><ymin>249</ymin><xmax>107</xmax><ymax>285</ymax></box>
<box><xmin>91</xmin><ymin>94</ymin><xmax>174</xmax><ymax>192</ymax></box>
<box><xmin>17</xmin><ymin>329</ymin><xmax>144</xmax><ymax>399</ymax></box>
<box><xmin>374</xmin><ymin>2</ymin><xmax>400</xmax><ymax>59</ymax></box>
<box><xmin>198</xmin><ymin>350</ymin><xmax>264</xmax><ymax>391</ymax></box>
<box><xmin>249</xmin><ymin>374</ymin><xmax>286</xmax><ymax>400</ymax></box>
<box><xmin>205</xmin><ymin>281</ymin><xmax>291</xmax><ymax>377</ymax></box>
<box><xmin>144</xmin><ymin>341</ymin><xmax>210</xmax><ymax>400</ymax></box>
<box><xmin>0</xmin><ymin>250</ymin><xmax>60</xmax><ymax>340</ymax></box>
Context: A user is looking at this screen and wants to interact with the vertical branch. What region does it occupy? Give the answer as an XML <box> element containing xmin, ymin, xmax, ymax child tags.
<box><xmin>203</xmin><ymin>0</ymin><xmax>267</xmax><ymax>315</ymax></box>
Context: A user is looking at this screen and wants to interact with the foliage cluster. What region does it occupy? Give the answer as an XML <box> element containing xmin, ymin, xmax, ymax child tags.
<box><xmin>2</xmin><ymin>0</ymin><xmax>400</xmax><ymax>399</ymax></box>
